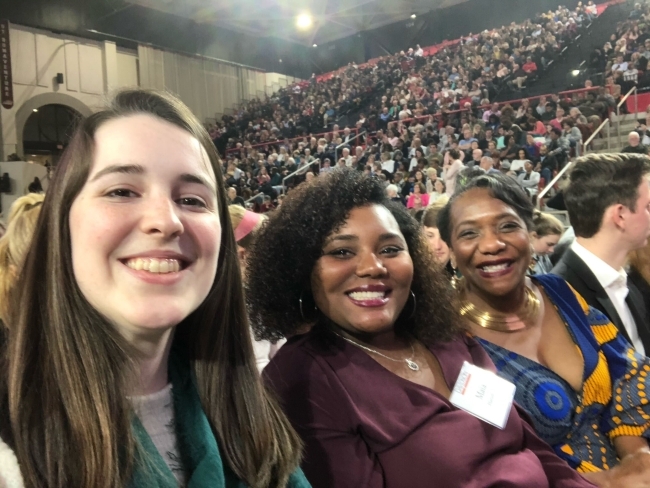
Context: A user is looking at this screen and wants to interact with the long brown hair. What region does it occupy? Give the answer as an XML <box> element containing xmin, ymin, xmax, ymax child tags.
<box><xmin>0</xmin><ymin>89</ymin><xmax>302</xmax><ymax>488</ymax></box>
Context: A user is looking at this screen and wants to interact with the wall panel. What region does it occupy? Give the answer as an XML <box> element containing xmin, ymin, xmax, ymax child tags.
<box><xmin>78</xmin><ymin>43</ymin><xmax>103</xmax><ymax>94</ymax></box>
<box><xmin>35</xmin><ymin>34</ymin><xmax>64</xmax><ymax>87</ymax></box>
<box><xmin>10</xmin><ymin>29</ymin><xmax>36</xmax><ymax>85</ymax></box>
<box><xmin>64</xmin><ymin>41</ymin><xmax>79</xmax><ymax>91</ymax></box>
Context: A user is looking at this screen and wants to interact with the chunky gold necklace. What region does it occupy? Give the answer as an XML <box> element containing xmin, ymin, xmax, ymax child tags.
<box><xmin>457</xmin><ymin>278</ymin><xmax>541</xmax><ymax>332</ymax></box>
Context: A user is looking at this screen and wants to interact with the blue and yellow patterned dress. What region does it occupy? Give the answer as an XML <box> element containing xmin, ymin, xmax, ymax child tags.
<box><xmin>477</xmin><ymin>273</ymin><xmax>650</xmax><ymax>474</ymax></box>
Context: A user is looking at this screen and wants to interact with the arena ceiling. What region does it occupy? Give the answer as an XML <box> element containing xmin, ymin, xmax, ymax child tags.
<box><xmin>126</xmin><ymin>0</ymin><xmax>469</xmax><ymax>46</ymax></box>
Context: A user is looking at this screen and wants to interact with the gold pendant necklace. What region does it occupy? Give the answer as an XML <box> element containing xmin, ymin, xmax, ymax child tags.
<box><xmin>332</xmin><ymin>331</ymin><xmax>420</xmax><ymax>371</ymax></box>
<box><xmin>457</xmin><ymin>278</ymin><xmax>541</xmax><ymax>332</ymax></box>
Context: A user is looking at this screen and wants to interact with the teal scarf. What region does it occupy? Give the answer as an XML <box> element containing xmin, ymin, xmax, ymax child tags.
<box><xmin>129</xmin><ymin>354</ymin><xmax>310</xmax><ymax>488</ymax></box>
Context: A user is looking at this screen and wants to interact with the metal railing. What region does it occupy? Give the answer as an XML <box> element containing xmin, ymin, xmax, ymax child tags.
<box><xmin>617</xmin><ymin>85</ymin><xmax>638</xmax><ymax>116</ymax></box>
<box><xmin>225</xmin><ymin>128</ymin><xmax>360</xmax><ymax>158</ymax></box>
<box><xmin>244</xmin><ymin>193</ymin><xmax>261</xmax><ymax>206</ymax></box>
<box><xmin>616</xmin><ymin>86</ymin><xmax>638</xmax><ymax>147</ymax></box>
<box><xmin>537</xmin><ymin>160</ymin><xmax>574</xmax><ymax>208</ymax></box>
<box><xmin>281</xmin><ymin>159</ymin><xmax>321</xmax><ymax>194</ymax></box>
<box><xmin>582</xmin><ymin>118</ymin><xmax>610</xmax><ymax>155</ymax></box>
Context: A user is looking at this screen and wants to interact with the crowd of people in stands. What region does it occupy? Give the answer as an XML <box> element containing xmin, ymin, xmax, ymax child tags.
<box><xmin>590</xmin><ymin>1</ymin><xmax>650</xmax><ymax>95</ymax></box>
<box><xmin>222</xmin><ymin>87</ymin><xmax>615</xmax><ymax>213</ymax></box>
<box><xmin>214</xmin><ymin>2</ymin><xmax>618</xmax><ymax>211</ymax></box>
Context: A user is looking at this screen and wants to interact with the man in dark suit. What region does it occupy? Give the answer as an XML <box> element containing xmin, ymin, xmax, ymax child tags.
<box><xmin>552</xmin><ymin>153</ymin><xmax>650</xmax><ymax>353</ymax></box>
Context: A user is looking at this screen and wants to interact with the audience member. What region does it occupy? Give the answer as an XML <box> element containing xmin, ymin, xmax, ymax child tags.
<box><xmin>443</xmin><ymin>149</ymin><xmax>464</xmax><ymax>196</ymax></box>
<box><xmin>228</xmin><ymin>205</ymin><xmax>286</xmax><ymax>372</ymax></box>
<box><xmin>622</xmin><ymin>131</ymin><xmax>649</xmax><ymax>155</ymax></box>
<box><xmin>530</xmin><ymin>210</ymin><xmax>565</xmax><ymax>274</ymax></box>
<box><xmin>517</xmin><ymin>160</ymin><xmax>541</xmax><ymax>197</ymax></box>
<box><xmin>0</xmin><ymin>89</ymin><xmax>308</xmax><ymax>488</ymax></box>
<box><xmin>553</xmin><ymin>153</ymin><xmax>650</xmax><ymax>354</ymax></box>
<box><xmin>407</xmin><ymin>182</ymin><xmax>429</xmax><ymax>210</ymax></box>
<box><xmin>422</xmin><ymin>200</ymin><xmax>454</xmax><ymax>279</ymax></box>
<box><xmin>438</xmin><ymin>172</ymin><xmax>650</xmax><ymax>485</ymax></box>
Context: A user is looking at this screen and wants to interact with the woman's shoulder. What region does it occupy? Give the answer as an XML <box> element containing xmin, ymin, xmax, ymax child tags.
<box><xmin>430</xmin><ymin>332</ymin><xmax>498</xmax><ymax>375</ymax></box>
<box><xmin>0</xmin><ymin>437</ymin><xmax>24</xmax><ymax>488</ymax></box>
<box><xmin>534</xmin><ymin>272</ymin><xmax>572</xmax><ymax>292</ymax></box>
<box><xmin>263</xmin><ymin>330</ymin><xmax>343</xmax><ymax>388</ymax></box>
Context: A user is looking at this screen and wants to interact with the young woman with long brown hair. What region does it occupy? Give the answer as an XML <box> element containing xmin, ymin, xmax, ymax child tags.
<box><xmin>0</xmin><ymin>89</ymin><xmax>307</xmax><ymax>488</ymax></box>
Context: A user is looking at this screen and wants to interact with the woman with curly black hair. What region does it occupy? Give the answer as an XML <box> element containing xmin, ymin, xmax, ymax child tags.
<box><xmin>246</xmin><ymin>169</ymin><xmax>594</xmax><ymax>488</ymax></box>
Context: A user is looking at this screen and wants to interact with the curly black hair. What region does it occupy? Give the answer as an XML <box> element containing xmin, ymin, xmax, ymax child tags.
<box><xmin>437</xmin><ymin>172</ymin><xmax>534</xmax><ymax>247</ymax></box>
<box><xmin>246</xmin><ymin>168</ymin><xmax>460</xmax><ymax>344</ymax></box>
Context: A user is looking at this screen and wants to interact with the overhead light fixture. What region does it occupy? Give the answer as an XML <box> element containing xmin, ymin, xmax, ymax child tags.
<box><xmin>33</xmin><ymin>108</ymin><xmax>38</xmax><ymax>112</ymax></box>
<box><xmin>411</xmin><ymin>14</ymin><xmax>417</xmax><ymax>18</ymax></box>
<box><xmin>571</xmin><ymin>69</ymin><xmax>580</xmax><ymax>76</ymax></box>
<box><xmin>296</xmin><ymin>13</ymin><xmax>313</xmax><ymax>30</ymax></box>
<box><xmin>312</xmin><ymin>43</ymin><xmax>318</xmax><ymax>47</ymax></box>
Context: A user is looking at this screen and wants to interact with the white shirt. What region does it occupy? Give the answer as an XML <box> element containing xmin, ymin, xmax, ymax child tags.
<box><xmin>444</xmin><ymin>159</ymin><xmax>464</xmax><ymax>196</ymax></box>
<box><xmin>571</xmin><ymin>241</ymin><xmax>645</xmax><ymax>354</ymax></box>
<box><xmin>131</xmin><ymin>385</ymin><xmax>187</xmax><ymax>485</ymax></box>
<box><xmin>252</xmin><ymin>329</ymin><xmax>286</xmax><ymax>372</ymax></box>
<box><xmin>510</xmin><ymin>159</ymin><xmax>528</xmax><ymax>172</ymax></box>
<box><xmin>409</xmin><ymin>157</ymin><xmax>419</xmax><ymax>172</ymax></box>
<box><xmin>382</xmin><ymin>159</ymin><xmax>396</xmax><ymax>173</ymax></box>
<box><xmin>517</xmin><ymin>171</ymin><xmax>540</xmax><ymax>195</ymax></box>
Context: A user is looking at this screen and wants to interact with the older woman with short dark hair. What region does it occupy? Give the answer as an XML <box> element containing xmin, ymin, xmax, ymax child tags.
<box><xmin>438</xmin><ymin>172</ymin><xmax>650</xmax><ymax>487</ymax></box>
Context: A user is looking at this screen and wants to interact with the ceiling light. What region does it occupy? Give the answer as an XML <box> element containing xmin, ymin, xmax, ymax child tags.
<box><xmin>313</xmin><ymin>43</ymin><xmax>318</xmax><ymax>47</ymax></box>
<box><xmin>33</xmin><ymin>108</ymin><xmax>38</xmax><ymax>112</ymax></box>
<box><xmin>571</xmin><ymin>69</ymin><xmax>580</xmax><ymax>76</ymax></box>
<box><xmin>296</xmin><ymin>13</ymin><xmax>313</xmax><ymax>30</ymax></box>
<box><xmin>411</xmin><ymin>14</ymin><xmax>417</xmax><ymax>19</ymax></box>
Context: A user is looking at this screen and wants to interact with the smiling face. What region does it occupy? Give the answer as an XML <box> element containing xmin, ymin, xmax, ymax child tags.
<box><xmin>424</xmin><ymin>226</ymin><xmax>451</xmax><ymax>265</ymax></box>
<box><xmin>311</xmin><ymin>205</ymin><xmax>414</xmax><ymax>336</ymax></box>
<box><xmin>449</xmin><ymin>188</ymin><xmax>530</xmax><ymax>298</ymax></box>
<box><xmin>69</xmin><ymin>114</ymin><xmax>221</xmax><ymax>341</ymax></box>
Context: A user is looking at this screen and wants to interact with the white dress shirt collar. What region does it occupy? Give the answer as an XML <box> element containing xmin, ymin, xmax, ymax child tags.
<box><xmin>571</xmin><ymin>241</ymin><xmax>626</xmax><ymax>289</ymax></box>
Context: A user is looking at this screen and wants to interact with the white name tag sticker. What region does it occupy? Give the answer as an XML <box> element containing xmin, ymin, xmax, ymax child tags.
<box><xmin>449</xmin><ymin>361</ymin><xmax>516</xmax><ymax>430</ymax></box>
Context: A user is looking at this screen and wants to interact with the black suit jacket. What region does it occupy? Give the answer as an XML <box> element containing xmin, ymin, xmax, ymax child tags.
<box><xmin>551</xmin><ymin>248</ymin><xmax>650</xmax><ymax>352</ymax></box>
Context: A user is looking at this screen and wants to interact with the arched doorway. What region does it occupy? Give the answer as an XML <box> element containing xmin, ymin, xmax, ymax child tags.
<box><xmin>22</xmin><ymin>104</ymin><xmax>81</xmax><ymax>167</ymax></box>
<box><xmin>14</xmin><ymin>92</ymin><xmax>93</xmax><ymax>161</ymax></box>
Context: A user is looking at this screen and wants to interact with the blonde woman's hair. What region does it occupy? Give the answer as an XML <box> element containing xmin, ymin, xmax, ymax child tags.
<box><xmin>228</xmin><ymin>205</ymin><xmax>267</xmax><ymax>249</ymax></box>
<box><xmin>629</xmin><ymin>241</ymin><xmax>650</xmax><ymax>287</ymax></box>
<box><xmin>532</xmin><ymin>210</ymin><xmax>564</xmax><ymax>237</ymax></box>
<box><xmin>0</xmin><ymin>193</ymin><xmax>44</xmax><ymax>324</ymax></box>
<box><xmin>421</xmin><ymin>198</ymin><xmax>450</xmax><ymax>227</ymax></box>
